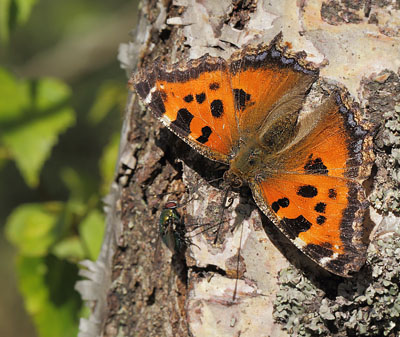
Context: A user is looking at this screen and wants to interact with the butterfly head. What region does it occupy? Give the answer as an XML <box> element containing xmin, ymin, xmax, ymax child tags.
<box><xmin>223</xmin><ymin>170</ymin><xmax>242</xmax><ymax>189</ymax></box>
<box><xmin>227</xmin><ymin>138</ymin><xmax>265</xmax><ymax>183</ymax></box>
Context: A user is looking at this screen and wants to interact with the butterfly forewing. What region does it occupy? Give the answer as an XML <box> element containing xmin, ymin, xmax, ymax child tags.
<box><xmin>135</xmin><ymin>57</ymin><xmax>239</xmax><ymax>163</ymax></box>
<box><xmin>230</xmin><ymin>47</ymin><xmax>318</xmax><ymax>137</ymax></box>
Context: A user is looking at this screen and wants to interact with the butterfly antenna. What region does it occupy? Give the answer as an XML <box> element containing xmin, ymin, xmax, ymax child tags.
<box><xmin>148</xmin><ymin>174</ymin><xmax>222</xmax><ymax>201</ymax></box>
<box><xmin>161</xmin><ymin>176</ymin><xmax>224</xmax><ymax>209</ymax></box>
<box><xmin>213</xmin><ymin>186</ymin><xmax>232</xmax><ymax>244</ymax></box>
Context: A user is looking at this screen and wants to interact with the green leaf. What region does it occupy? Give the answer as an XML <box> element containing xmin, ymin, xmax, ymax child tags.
<box><xmin>5</xmin><ymin>202</ymin><xmax>64</xmax><ymax>256</ymax></box>
<box><xmin>14</xmin><ymin>0</ymin><xmax>38</xmax><ymax>24</ymax></box>
<box><xmin>60</xmin><ymin>167</ymin><xmax>100</xmax><ymax>220</ymax></box>
<box><xmin>0</xmin><ymin>73</ymin><xmax>76</xmax><ymax>187</ymax></box>
<box><xmin>0</xmin><ymin>0</ymin><xmax>11</xmax><ymax>42</ymax></box>
<box><xmin>99</xmin><ymin>131</ymin><xmax>120</xmax><ymax>195</ymax></box>
<box><xmin>0</xmin><ymin>144</ymin><xmax>8</xmax><ymax>168</ymax></box>
<box><xmin>0</xmin><ymin>0</ymin><xmax>38</xmax><ymax>43</ymax></box>
<box><xmin>60</xmin><ymin>167</ymin><xmax>90</xmax><ymax>216</ymax></box>
<box><xmin>16</xmin><ymin>256</ymin><xmax>48</xmax><ymax>314</ymax></box>
<box><xmin>0</xmin><ymin>67</ymin><xmax>29</xmax><ymax>122</ymax></box>
<box><xmin>87</xmin><ymin>80</ymin><xmax>126</xmax><ymax>125</ymax></box>
<box><xmin>79</xmin><ymin>209</ymin><xmax>105</xmax><ymax>260</ymax></box>
<box><xmin>61</xmin><ymin>167</ymin><xmax>95</xmax><ymax>207</ymax></box>
<box><xmin>52</xmin><ymin>236</ymin><xmax>85</xmax><ymax>262</ymax></box>
<box><xmin>16</xmin><ymin>255</ymin><xmax>80</xmax><ymax>337</ymax></box>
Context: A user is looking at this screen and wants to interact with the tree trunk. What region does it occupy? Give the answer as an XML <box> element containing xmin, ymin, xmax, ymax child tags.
<box><xmin>77</xmin><ymin>1</ymin><xmax>400</xmax><ymax>336</ymax></box>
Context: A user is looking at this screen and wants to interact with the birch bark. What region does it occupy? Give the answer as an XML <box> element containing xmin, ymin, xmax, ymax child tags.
<box><xmin>76</xmin><ymin>1</ymin><xmax>400</xmax><ymax>336</ymax></box>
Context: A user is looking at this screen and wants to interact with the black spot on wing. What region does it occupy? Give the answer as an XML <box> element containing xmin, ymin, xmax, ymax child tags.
<box><xmin>304</xmin><ymin>154</ymin><xmax>328</xmax><ymax>175</ymax></box>
<box><xmin>233</xmin><ymin>88</ymin><xmax>251</xmax><ymax>110</ymax></box>
<box><xmin>184</xmin><ymin>94</ymin><xmax>193</xmax><ymax>103</ymax></box>
<box><xmin>272</xmin><ymin>202</ymin><xmax>279</xmax><ymax>213</ymax></box>
<box><xmin>209</xmin><ymin>82</ymin><xmax>220</xmax><ymax>90</ymax></box>
<box><xmin>272</xmin><ymin>197</ymin><xmax>290</xmax><ymax>213</ymax></box>
<box><xmin>171</xmin><ymin>108</ymin><xmax>193</xmax><ymax>136</ymax></box>
<box><xmin>297</xmin><ymin>185</ymin><xmax>318</xmax><ymax>198</ymax></box>
<box><xmin>210</xmin><ymin>99</ymin><xmax>224</xmax><ymax>118</ymax></box>
<box><xmin>281</xmin><ymin>215</ymin><xmax>312</xmax><ymax>240</ymax></box>
<box><xmin>196</xmin><ymin>93</ymin><xmax>206</xmax><ymax>104</ymax></box>
<box><xmin>316</xmin><ymin>215</ymin><xmax>326</xmax><ymax>225</ymax></box>
<box><xmin>328</xmin><ymin>188</ymin><xmax>337</xmax><ymax>199</ymax></box>
<box><xmin>314</xmin><ymin>202</ymin><xmax>326</xmax><ymax>213</ymax></box>
<box><xmin>278</xmin><ymin>198</ymin><xmax>290</xmax><ymax>208</ymax></box>
<box><xmin>196</xmin><ymin>126</ymin><xmax>212</xmax><ymax>144</ymax></box>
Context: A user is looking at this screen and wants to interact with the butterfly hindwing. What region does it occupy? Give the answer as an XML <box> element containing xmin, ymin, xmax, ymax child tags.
<box><xmin>251</xmin><ymin>93</ymin><xmax>372</xmax><ymax>276</ymax></box>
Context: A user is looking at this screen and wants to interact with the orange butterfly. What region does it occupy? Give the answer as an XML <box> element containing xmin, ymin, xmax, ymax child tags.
<box><xmin>132</xmin><ymin>34</ymin><xmax>373</xmax><ymax>277</ymax></box>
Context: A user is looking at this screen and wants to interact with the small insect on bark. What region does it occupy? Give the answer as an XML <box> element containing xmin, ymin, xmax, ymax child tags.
<box><xmin>159</xmin><ymin>201</ymin><xmax>188</xmax><ymax>253</ymax></box>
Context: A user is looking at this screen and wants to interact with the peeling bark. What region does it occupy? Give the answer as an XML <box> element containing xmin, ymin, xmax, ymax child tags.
<box><xmin>76</xmin><ymin>1</ymin><xmax>400</xmax><ymax>336</ymax></box>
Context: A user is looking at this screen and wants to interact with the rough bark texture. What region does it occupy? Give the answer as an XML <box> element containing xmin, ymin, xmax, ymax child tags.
<box><xmin>76</xmin><ymin>1</ymin><xmax>400</xmax><ymax>336</ymax></box>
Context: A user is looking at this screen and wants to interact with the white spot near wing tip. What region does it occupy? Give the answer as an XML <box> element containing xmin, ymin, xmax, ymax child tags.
<box><xmin>294</xmin><ymin>238</ymin><xmax>306</xmax><ymax>248</ymax></box>
<box><xmin>144</xmin><ymin>86</ymin><xmax>157</xmax><ymax>104</ymax></box>
<box><xmin>319</xmin><ymin>257</ymin><xmax>330</xmax><ymax>266</ymax></box>
<box><xmin>144</xmin><ymin>93</ymin><xmax>152</xmax><ymax>104</ymax></box>
<box><xmin>319</xmin><ymin>252</ymin><xmax>339</xmax><ymax>266</ymax></box>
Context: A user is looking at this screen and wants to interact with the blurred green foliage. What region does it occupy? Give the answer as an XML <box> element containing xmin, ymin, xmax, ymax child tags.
<box><xmin>0</xmin><ymin>0</ymin><xmax>38</xmax><ymax>43</ymax></box>
<box><xmin>0</xmin><ymin>0</ymin><xmax>133</xmax><ymax>336</ymax></box>
<box><xmin>0</xmin><ymin>70</ymin><xmax>76</xmax><ymax>187</ymax></box>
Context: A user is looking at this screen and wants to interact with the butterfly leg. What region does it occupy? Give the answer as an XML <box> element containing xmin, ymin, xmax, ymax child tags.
<box><xmin>212</xmin><ymin>187</ymin><xmax>234</xmax><ymax>243</ymax></box>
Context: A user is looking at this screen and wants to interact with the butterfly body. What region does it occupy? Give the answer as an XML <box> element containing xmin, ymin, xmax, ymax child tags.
<box><xmin>227</xmin><ymin>128</ymin><xmax>295</xmax><ymax>184</ymax></box>
<box><xmin>133</xmin><ymin>34</ymin><xmax>373</xmax><ymax>277</ymax></box>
